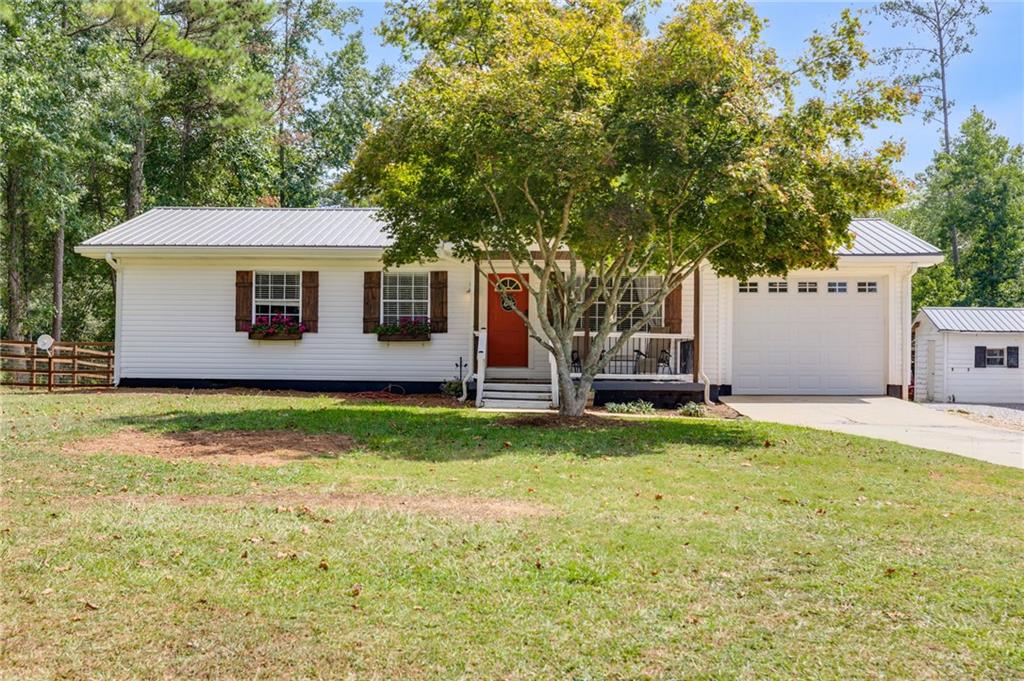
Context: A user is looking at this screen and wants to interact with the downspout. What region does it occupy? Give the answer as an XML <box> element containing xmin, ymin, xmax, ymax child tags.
<box><xmin>903</xmin><ymin>263</ymin><xmax>921</xmax><ymax>400</ymax></box>
<box><xmin>104</xmin><ymin>253</ymin><xmax>122</xmax><ymax>386</ymax></box>
<box><xmin>693</xmin><ymin>266</ymin><xmax>711</xmax><ymax>403</ymax></box>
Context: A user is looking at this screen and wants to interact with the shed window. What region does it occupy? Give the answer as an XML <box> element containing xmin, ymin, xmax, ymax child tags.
<box><xmin>254</xmin><ymin>272</ymin><xmax>301</xmax><ymax>322</ymax></box>
<box><xmin>827</xmin><ymin>281</ymin><xmax>847</xmax><ymax>293</ymax></box>
<box><xmin>797</xmin><ymin>282</ymin><xmax>817</xmax><ymax>293</ymax></box>
<box><xmin>986</xmin><ymin>348</ymin><xmax>1006</xmax><ymax>367</ymax></box>
<box><xmin>857</xmin><ymin>281</ymin><xmax>878</xmax><ymax>293</ymax></box>
<box><xmin>580</xmin><ymin>276</ymin><xmax>665</xmax><ymax>332</ymax></box>
<box><xmin>382</xmin><ymin>272</ymin><xmax>429</xmax><ymax>324</ymax></box>
<box><xmin>738</xmin><ymin>281</ymin><xmax>758</xmax><ymax>293</ymax></box>
<box><xmin>768</xmin><ymin>281</ymin><xmax>788</xmax><ymax>293</ymax></box>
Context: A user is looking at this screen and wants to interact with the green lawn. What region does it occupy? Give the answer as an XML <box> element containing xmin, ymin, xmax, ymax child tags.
<box><xmin>2</xmin><ymin>390</ymin><xmax>1022</xmax><ymax>679</ymax></box>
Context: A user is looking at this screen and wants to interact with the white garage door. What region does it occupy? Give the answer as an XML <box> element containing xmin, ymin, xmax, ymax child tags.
<box><xmin>732</xmin><ymin>278</ymin><xmax>886</xmax><ymax>395</ymax></box>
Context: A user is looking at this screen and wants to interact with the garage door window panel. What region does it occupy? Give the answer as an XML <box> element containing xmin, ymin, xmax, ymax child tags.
<box><xmin>798</xmin><ymin>282</ymin><xmax>818</xmax><ymax>293</ymax></box>
<box><xmin>857</xmin><ymin>281</ymin><xmax>878</xmax><ymax>293</ymax></box>
<box><xmin>768</xmin><ymin>281</ymin><xmax>788</xmax><ymax>293</ymax></box>
<box><xmin>827</xmin><ymin>282</ymin><xmax>847</xmax><ymax>293</ymax></box>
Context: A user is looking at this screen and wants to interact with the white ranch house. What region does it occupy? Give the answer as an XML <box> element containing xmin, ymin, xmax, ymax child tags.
<box><xmin>76</xmin><ymin>208</ymin><xmax>943</xmax><ymax>408</ymax></box>
<box><xmin>913</xmin><ymin>307</ymin><xmax>1023</xmax><ymax>404</ymax></box>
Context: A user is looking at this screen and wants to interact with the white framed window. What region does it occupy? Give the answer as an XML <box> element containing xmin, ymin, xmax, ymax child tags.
<box><xmin>580</xmin><ymin>276</ymin><xmax>665</xmax><ymax>332</ymax></box>
<box><xmin>768</xmin><ymin>281</ymin><xmax>788</xmax><ymax>293</ymax></box>
<box><xmin>738</xmin><ymin>281</ymin><xmax>758</xmax><ymax>293</ymax></box>
<box><xmin>827</xmin><ymin>281</ymin><xmax>847</xmax><ymax>293</ymax></box>
<box><xmin>857</xmin><ymin>281</ymin><xmax>878</xmax><ymax>293</ymax></box>
<box><xmin>381</xmin><ymin>272</ymin><xmax>430</xmax><ymax>324</ymax></box>
<box><xmin>986</xmin><ymin>348</ymin><xmax>1006</xmax><ymax>367</ymax></box>
<box><xmin>797</xmin><ymin>281</ymin><xmax>818</xmax><ymax>293</ymax></box>
<box><xmin>254</xmin><ymin>271</ymin><xmax>301</xmax><ymax>322</ymax></box>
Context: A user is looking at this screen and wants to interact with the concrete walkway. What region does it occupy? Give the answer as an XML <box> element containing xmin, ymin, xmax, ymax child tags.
<box><xmin>721</xmin><ymin>396</ymin><xmax>1024</xmax><ymax>469</ymax></box>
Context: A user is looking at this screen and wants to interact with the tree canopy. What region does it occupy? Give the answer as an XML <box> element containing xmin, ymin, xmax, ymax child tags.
<box><xmin>345</xmin><ymin>0</ymin><xmax>911</xmax><ymax>414</ymax></box>
<box><xmin>1</xmin><ymin>0</ymin><xmax>390</xmax><ymax>341</ymax></box>
<box><xmin>895</xmin><ymin>110</ymin><xmax>1024</xmax><ymax>310</ymax></box>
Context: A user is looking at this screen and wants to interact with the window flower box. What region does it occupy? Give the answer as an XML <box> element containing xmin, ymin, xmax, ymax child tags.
<box><xmin>375</xmin><ymin>317</ymin><xmax>431</xmax><ymax>342</ymax></box>
<box><xmin>377</xmin><ymin>331</ymin><xmax>431</xmax><ymax>342</ymax></box>
<box><xmin>245</xmin><ymin>315</ymin><xmax>305</xmax><ymax>341</ymax></box>
<box><xmin>248</xmin><ymin>331</ymin><xmax>303</xmax><ymax>341</ymax></box>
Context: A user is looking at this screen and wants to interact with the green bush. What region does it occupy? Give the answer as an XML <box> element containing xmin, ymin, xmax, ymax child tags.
<box><xmin>677</xmin><ymin>401</ymin><xmax>706</xmax><ymax>417</ymax></box>
<box><xmin>439</xmin><ymin>380</ymin><xmax>464</xmax><ymax>398</ymax></box>
<box><xmin>605</xmin><ymin>400</ymin><xmax>656</xmax><ymax>415</ymax></box>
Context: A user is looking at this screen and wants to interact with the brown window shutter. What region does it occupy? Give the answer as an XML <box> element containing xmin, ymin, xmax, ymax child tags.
<box><xmin>235</xmin><ymin>271</ymin><xmax>253</xmax><ymax>331</ymax></box>
<box><xmin>1007</xmin><ymin>346</ymin><xmax>1019</xmax><ymax>368</ymax></box>
<box><xmin>665</xmin><ymin>284</ymin><xmax>682</xmax><ymax>334</ymax></box>
<box><xmin>301</xmin><ymin>271</ymin><xmax>319</xmax><ymax>332</ymax></box>
<box><xmin>430</xmin><ymin>271</ymin><xmax>448</xmax><ymax>333</ymax></box>
<box><xmin>363</xmin><ymin>272</ymin><xmax>381</xmax><ymax>333</ymax></box>
<box><xmin>974</xmin><ymin>346</ymin><xmax>987</xmax><ymax>368</ymax></box>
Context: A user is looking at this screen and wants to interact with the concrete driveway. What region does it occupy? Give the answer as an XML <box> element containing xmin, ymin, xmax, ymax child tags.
<box><xmin>721</xmin><ymin>396</ymin><xmax>1024</xmax><ymax>469</ymax></box>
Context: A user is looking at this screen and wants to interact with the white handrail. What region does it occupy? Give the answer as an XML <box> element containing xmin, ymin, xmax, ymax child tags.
<box><xmin>475</xmin><ymin>329</ymin><xmax>487</xmax><ymax>407</ymax></box>
<box><xmin>548</xmin><ymin>350</ymin><xmax>559</xmax><ymax>408</ymax></box>
<box><xmin>459</xmin><ymin>331</ymin><xmax>479</xmax><ymax>402</ymax></box>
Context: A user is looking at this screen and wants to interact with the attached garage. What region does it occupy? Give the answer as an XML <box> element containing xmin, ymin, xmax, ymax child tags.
<box><xmin>732</xmin><ymin>277</ymin><xmax>887</xmax><ymax>395</ymax></box>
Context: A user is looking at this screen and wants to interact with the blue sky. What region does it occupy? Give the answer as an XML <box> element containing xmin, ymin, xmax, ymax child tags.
<box><xmin>334</xmin><ymin>1</ymin><xmax>1023</xmax><ymax>179</ymax></box>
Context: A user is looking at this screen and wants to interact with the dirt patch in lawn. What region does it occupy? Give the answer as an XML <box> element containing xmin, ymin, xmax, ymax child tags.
<box><xmin>60</xmin><ymin>490</ymin><xmax>552</xmax><ymax>521</ymax></box>
<box><xmin>493</xmin><ymin>413</ymin><xmax>639</xmax><ymax>429</ymax></box>
<box><xmin>65</xmin><ymin>429</ymin><xmax>354</xmax><ymax>466</ymax></box>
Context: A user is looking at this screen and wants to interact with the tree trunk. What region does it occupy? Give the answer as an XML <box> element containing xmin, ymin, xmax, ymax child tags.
<box><xmin>4</xmin><ymin>160</ymin><xmax>26</xmax><ymax>340</ymax></box>
<box><xmin>558</xmin><ymin>370</ymin><xmax>593</xmax><ymax>416</ymax></box>
<box><xmin>936</xmin><ymin>26</ymin><xmax>960</xmax><ymax>270</ymax></box>
<box><xmin>126</xmin><ymin>124</ymin><xmax>145</xmax><ymax>219</ymax></box>
<box><xmin>52</xmin><ymin>218</ymin><xmax>64</xmax><ymax>341</ymax></box>
<box><xmin>278</xmin><ymin>121</ymin><xmax>287</xmax><ymax>207</ymax></box>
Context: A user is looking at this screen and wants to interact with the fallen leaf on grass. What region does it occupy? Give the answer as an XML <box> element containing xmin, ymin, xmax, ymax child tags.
<box><xmin>318</xmin><ymin>559</ymin><xmax>329</xmax><ymax>571</ymax></box>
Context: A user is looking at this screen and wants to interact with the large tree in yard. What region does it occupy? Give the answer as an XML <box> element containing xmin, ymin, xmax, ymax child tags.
<box><xmin>345</xmin><ymin>0</ymin><xmax>911</xmax><ymax>416</ymax></box>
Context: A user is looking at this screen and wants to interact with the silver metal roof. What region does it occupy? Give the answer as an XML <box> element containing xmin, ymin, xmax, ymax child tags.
<box><xmin>919</xmin><ymin>307</ymin><xmax>1024</xmax><ymax>333</ymax></box>
<box><xmin>79</xmin><ymin>207</ymin><xmax>391</xmax><ymax>248</ymax></box>
<box><xmin>841</xmin><ymin>219</ymin><xmax>942</xmax><ymax>256</ymax></box>
<box><xmin>79</xmin><ymin>209</ymin><xmax>940</xmax><ymax>256</ymax></box>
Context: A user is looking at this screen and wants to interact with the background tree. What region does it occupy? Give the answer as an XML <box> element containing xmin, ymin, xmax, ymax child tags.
<box><xmin>897</xmin><ymin>110</ymin><xmax>1023</xmax><ymax>310</ymax></box>
<box><xmin>347</xmin><ymin>0</ymin><xmax>910</xmax><ymax>415</ymax></box>
<box><xmin>266</xmin><ymin>0</ymin><xmax>392</xmax><ymax>206</ymax></box>
<box><xmin>2</xmin><ymin>0</ymin><xmax>390</xmax><ymax>342</ymax></box>
<box><xmin>877</xmin><ymin>0</ymin><xmax>990</xmax><ymax>269</ymax></box>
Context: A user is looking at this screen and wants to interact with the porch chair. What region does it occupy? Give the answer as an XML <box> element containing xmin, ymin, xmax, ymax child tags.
<box><xmin>633</xmin><ymin>337</ymin><xmax>674</xmax><ymax>374</ymax></box>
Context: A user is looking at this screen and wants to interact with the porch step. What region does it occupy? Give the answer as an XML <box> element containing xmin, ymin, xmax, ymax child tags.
<box><xmin>482</xmin><ymin>390</ymin><xmax>552</xmax><ymax>401</ymax></box>
<box><xmin>480</xmin><ymin>398</ymin><xmax>554</xmax><ymax>411</ymax></box>
<box><xmin>484</xmin><ymin>382</ymin><xmax>552</xmax><ymax>392</ymax></box>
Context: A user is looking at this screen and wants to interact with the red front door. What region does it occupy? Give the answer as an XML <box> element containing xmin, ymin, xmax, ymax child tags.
<box><xmin>487</xmin><ymin>274</ymin><xmax>529</xmax><ymax>367</ymax></box>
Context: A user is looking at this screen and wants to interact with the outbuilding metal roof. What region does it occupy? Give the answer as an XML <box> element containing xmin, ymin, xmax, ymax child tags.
<box><xmin>919</xmin><ymin>307</ymin><xmax>1024</xmax><ymax>334</ymax></box>
<box><xmin>79</xmin><ymin>207</ymin><xmax>391</xmax><ymax>248</ymax></box>
<box><xmin>78</xmin><ymin>208</ymin><xmax>940</xmax><ymax>256</ymax></box>
<box><xmin>841</xmin><ymin>219</ymin><xmax>941</xmax><ymax>256</ymax></box>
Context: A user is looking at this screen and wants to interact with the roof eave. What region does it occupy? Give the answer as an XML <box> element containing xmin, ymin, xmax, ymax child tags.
<box><xmin>74</xmin><ymin>244</ymin><xmax>390</xmax><ymax>258</ymax></box>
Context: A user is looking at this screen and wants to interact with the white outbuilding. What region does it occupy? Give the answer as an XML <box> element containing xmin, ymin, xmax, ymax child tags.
<box><xmin>913</xmin><ymin>307</ymin><xmax>1024</xmax><ymax>404</ymax></box>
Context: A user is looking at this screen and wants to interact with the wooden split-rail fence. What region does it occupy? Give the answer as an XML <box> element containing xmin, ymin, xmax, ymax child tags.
<box><xmin>1</xmin><ymin>340</ymin><xmax>114</xmax><ymax>390</ymax></box>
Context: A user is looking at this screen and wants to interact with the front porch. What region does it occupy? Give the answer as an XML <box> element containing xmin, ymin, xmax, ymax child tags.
<box><xmin>471</xmin><ymin>330</ymin><xmax>704</xmax><ymax>410</ymax></box>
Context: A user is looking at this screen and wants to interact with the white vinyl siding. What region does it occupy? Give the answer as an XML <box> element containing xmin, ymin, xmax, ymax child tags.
<box><xmin>116</xmin><ymin>257</ymin><xmax>472</xmax><ymax>383</ymax></box>
<box><xmin>915</xmin><ymin>320</ymin><xmax>1024</xmax><ymax>403</ymax></box>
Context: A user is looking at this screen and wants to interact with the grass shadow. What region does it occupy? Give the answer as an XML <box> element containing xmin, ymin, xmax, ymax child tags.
<box><xmin>100</xmin><ymin>402</ymin><xmax>765</xmax><ymax>462</ymax></box>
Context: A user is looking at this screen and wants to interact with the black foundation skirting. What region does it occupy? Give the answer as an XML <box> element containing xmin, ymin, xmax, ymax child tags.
<box><xmin>886</xmin><ymin>384</ymin><xmax>904</xmax><ymax>399</ymax></box>
<box><xmin>709</xmin><ymin>384</ymin><xmax>732</xmax><ymax>402</ymax></box>
<box><xmin>119</xmin><ymin>377</ymin><xmax>443</xmax><ymax>394</ymax></box>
